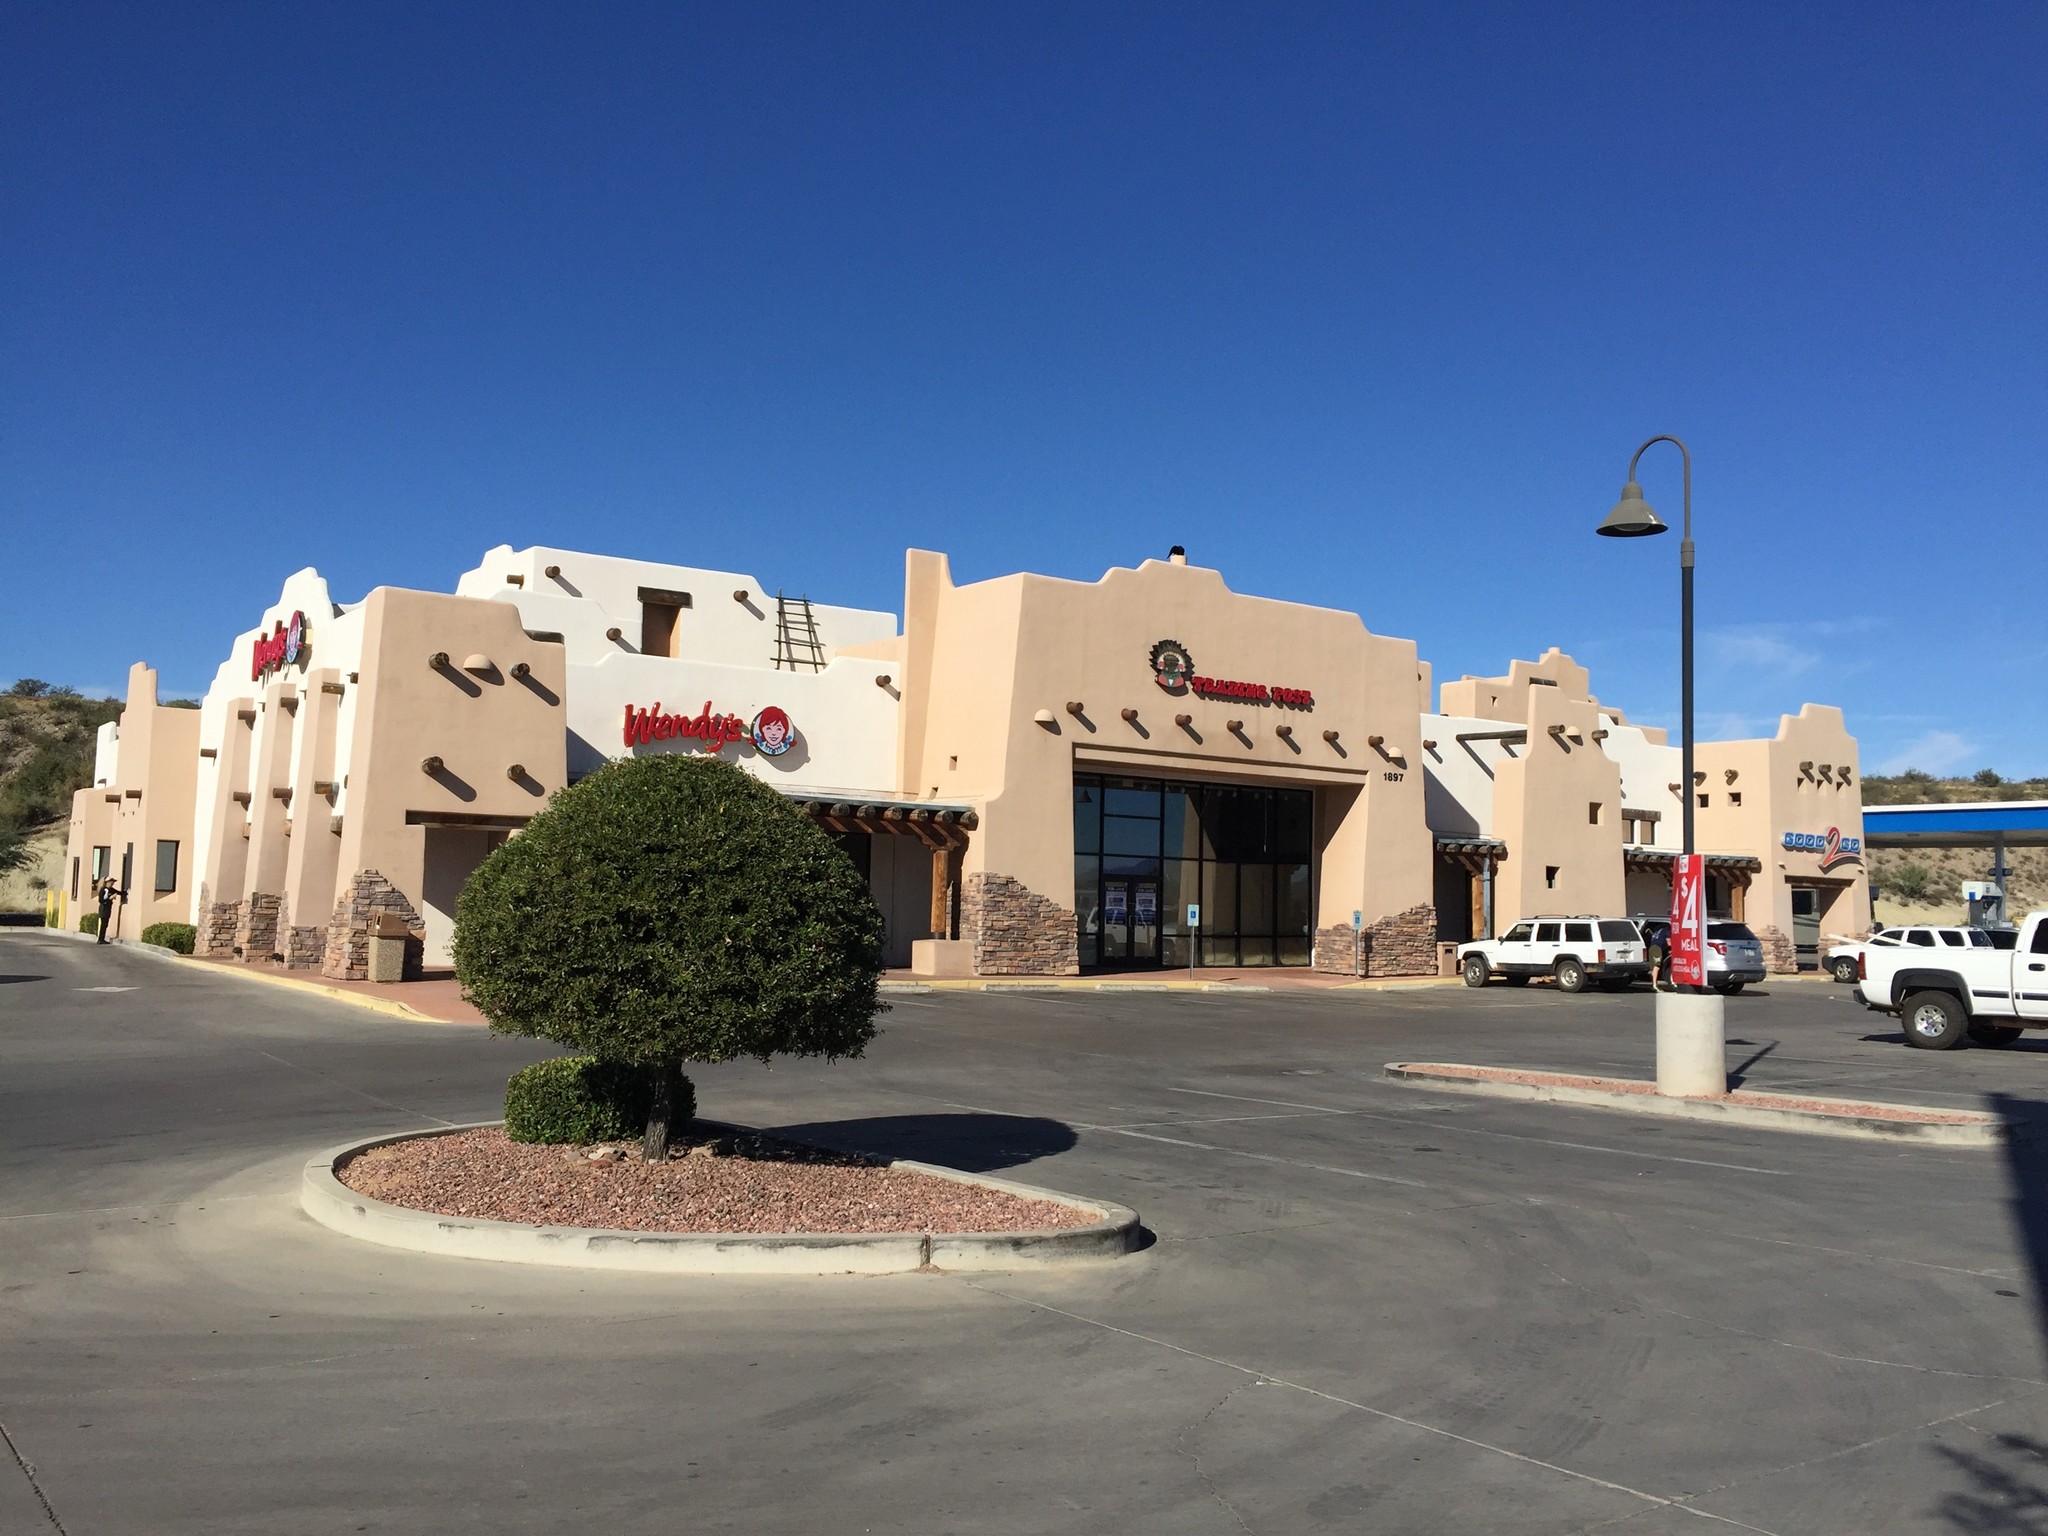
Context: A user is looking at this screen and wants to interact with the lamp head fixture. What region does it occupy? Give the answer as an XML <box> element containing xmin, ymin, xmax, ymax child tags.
<box><xmin>1596</xmin><ymin>481</ymin><xmax>1668</xmax><ymax>538</ymax></box>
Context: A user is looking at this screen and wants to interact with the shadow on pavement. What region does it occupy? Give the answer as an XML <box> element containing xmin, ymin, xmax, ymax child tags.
<box><xmin>1935</xmin><ymin>1432</ymin><xmax>2048</xmax><ymax>1533</ymax></box>
<box><xmin>1938</xmin><ymin>1094</ymin><xmax>2048</xmax><ymax>1528</ymax></box>
<box><xmin>1726</xmin><ymin>1040</ymin><xmax>1779</xmax><ymax>1089</ymax></box>
<box><xmin>766</xmin><ymin>1113</ymin><xmax>1079</xmax><ymax>1173</ymax></box>
<box><xmin>0</xmin><ymin>974</ymin><xmax>49</xmax><ymax>985</ymax></box>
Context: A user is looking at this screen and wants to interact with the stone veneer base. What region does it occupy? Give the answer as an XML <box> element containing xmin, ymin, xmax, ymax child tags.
<box><xmin>322</xmin><ymin>870</ymin><xmax>427</xmax><ymax>981</ymax></box>
<box><xmin>962</xmin><ymin>872</ymin><xmax>1078</xmax><ymax>977</ymax></box>
<box><xmin>1313</xmin><ymin>902</ymin><xmax>1437</xmax><ymax>977</ymax></box>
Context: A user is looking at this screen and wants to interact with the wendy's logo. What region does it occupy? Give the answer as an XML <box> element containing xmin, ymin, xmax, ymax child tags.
<box><xmin>751</xmin><ymin>706</ymin><xmax>796</xmax><ymax>757</ymax></box>
<box><xmin>1150</xmin><ymin>640</ymin><xmax>1193</xmax><ymax>694</ymax></box>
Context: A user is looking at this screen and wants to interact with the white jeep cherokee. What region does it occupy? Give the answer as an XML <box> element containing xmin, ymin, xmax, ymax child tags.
<box><xmin>1459</xmin><ymin>917</ymin><xmax>1652</xmax><ymax>994</ymax></box>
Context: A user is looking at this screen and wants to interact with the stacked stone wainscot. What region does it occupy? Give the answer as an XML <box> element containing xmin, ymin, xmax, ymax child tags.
<box><xmin>235</xmin><ymin>892</ymin><xmax>283</xmax><ymax>963</ymax></box>
<box><xmin>195</xmin><ymin>881</ymin><xmax>241</xmax><ymax>958</ymax></box>
<box><xmin>1757</xmin><ymin>923</ymin><xmax>1798</xmax><ymax>975</ymax></box>
<box><xmin>322</xmin><ymin>870</ymin><xmax>427</xmax><ymax>981</ymax></box>
<box><xmin>1313</xmin><ymin>903</ymin><xmax>1437</xmax><ymax>977</ymax></box>
<box><xmin>962</xmin><ymin>872</ymin><xmax>1078</xmax><ymax>977</ymax></box>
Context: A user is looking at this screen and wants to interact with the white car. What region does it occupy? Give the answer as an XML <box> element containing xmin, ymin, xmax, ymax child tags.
<box><xmin>1459</xmin><ymin>917</ymin><xmax>1651</xmax><ymax>994</ymax></box>
<box><xmin>1827</xmin><ymin>926</ymin><xmax>1996</xmax><ymax>984</ymax></box>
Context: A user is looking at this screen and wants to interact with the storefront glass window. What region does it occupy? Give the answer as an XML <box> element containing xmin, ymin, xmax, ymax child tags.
<box><xmin>1074</xmin><ymin>774</ymin><xmax>1314</xmax><ymax>970</ymax></box>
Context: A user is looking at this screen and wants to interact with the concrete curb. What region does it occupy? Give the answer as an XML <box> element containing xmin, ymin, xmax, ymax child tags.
<box><xmin>35</xmin><ymin>925</ymin><xmax>454</xmax><ymax>1021</ymax></box>
<box><xmin>300</xmin><ymin>1122</ymin><xmax>1145</xmax><ymax>1274</ymax></box>
<box><xmin>189</xmin><ymin>962</ymin><xmax>452</xmax><ymax>1023</ymax></box>
<box><xmin>1382</xmin><ymin>1063</ymin><xmax>2016</xmax><ymax>1147</ymax></box>
<box><xmin>879</xmin><ymin>978</ymin><xmax>1330</xmax><ymax>994</ymax></box>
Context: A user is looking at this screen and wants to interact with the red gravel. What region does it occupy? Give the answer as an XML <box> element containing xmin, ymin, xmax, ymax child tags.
<box><xmin>337</xmin><ymin>1127</ymin><xmax>1094</xmax><ymax>1235</ymax></box>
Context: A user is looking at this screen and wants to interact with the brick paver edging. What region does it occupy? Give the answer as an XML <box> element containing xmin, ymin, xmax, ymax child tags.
<box><xmin>300</xmin><ymin>1122</ymin><xmax>1144</xmax><ymax>1274</ymax></box>
<box><xmin>1383</xmin><ymin>1062</ymin><xmax>2017</xmax><ymax>1147</ymax></box>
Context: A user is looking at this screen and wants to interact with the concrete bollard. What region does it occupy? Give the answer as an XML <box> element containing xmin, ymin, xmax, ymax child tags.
<box><xmin>1655</xmin><ymin>990</ymin><xmax>1728</xmax><ymax>1098</ymax></box>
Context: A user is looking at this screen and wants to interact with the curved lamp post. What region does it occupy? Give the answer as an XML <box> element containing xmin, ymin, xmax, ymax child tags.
<box><xmin>1597</xmin><ymin>435</ymin><xmax>1692</xmax><ymax>856</ymax></box>
<box><xmin>1598</xmin><ymin>435</ymin><xmax>1725</xmax><ymax>1097</ymax></box>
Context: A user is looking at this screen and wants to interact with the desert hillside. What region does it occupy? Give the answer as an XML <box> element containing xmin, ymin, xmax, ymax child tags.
<box><xmin>1861</xmin><ymin>771</ymin><xmax>2048</xmax><ymax>806</ymax></box>
<box><xmin>1859</xmin><ymin>771</ymin><xmax>2045</xmax><ymax>925</ymax></box>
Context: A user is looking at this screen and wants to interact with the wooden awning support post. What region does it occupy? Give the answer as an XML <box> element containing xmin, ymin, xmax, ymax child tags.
<box><xmin>930</xmin><ymin>844</ymin><xmax>961</xmax><ymax>941</ymax></box>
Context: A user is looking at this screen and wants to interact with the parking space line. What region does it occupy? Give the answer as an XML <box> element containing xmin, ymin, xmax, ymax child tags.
<box><xmin>960</xmin><ymin>1282</ymin><xmax>1785</xmax><ymax>1532</ymax></box>
<box><xmin>1078</xmin><ymin>1124</ymin><xmax>1429</xmax><ymax>1187</ymax></box>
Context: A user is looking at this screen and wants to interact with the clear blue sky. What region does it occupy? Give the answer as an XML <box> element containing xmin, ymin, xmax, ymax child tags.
<box><xmin>6</xmin><ymin>3</ymin><xmax>2043</xmax><ymax>776</ymax></box>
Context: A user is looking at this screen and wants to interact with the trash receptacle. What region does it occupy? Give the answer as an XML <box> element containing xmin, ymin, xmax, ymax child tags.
<box><xmin>368</xmin><ymin>912</ymin><xmax>410</xmax><ymax>983</ymax></box>
<box><xmin>1437</xmin><ymin>942</ymin><xmax>1460</xmax><ymax>978</ymax></box>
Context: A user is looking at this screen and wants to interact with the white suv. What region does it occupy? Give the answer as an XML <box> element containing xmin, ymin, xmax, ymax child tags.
<box><xmin>1826</xmin><ymin>926</ymin><xmax>1995</xmax><ymax>984</ymax></box>
<box><xmin>1459</xmin><ymin>917</ymin><xmax>1652</xmax><ymax>993</ymax></box>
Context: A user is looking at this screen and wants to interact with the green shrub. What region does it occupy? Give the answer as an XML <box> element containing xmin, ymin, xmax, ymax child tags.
<box><xmin>78</xmin><ymin>913</ymin><xmax>98</xmax><ymax>936</ymax></box>
<box><xmin>504</xmin><ymin>1056</ymin><xmax>694</xmax><ymax>1145</ymax></box>
<box><xmin>455</xmin><ymin>754</ymin><xmax>884</xmax><ymax>1158</ymax></box>
<box><xmin>1892</xmin><ymin>863</ymin><xmax>1932</xmax><ymax>901</ymax></box>
<box><xmin>141</xmin><ymin>922</ymin><xmax>196</xmax><ymax>954</ymax></box>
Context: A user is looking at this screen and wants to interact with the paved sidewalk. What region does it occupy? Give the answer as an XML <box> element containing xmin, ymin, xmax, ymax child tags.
<box><xmin>181</xmin><ymin>953</ymin><xmax>487</xmax><ymax>1024</ymax></box>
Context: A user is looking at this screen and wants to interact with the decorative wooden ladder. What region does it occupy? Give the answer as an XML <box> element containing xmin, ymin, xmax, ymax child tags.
<box><xmin>772</xmin><ymin>591</ymin><xmax>827</xmax><ymax>672</ymax></box>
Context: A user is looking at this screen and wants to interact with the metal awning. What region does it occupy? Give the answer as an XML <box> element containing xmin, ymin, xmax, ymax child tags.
<box><xmin>1863</xmin><ymin>801</ymin><xmax>2048</xmax><ymax>848</ymax></box>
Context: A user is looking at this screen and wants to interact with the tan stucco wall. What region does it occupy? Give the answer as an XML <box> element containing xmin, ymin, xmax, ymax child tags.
<box><xmin>1489</xmin><ymin>684</ymin><xmax>1626</xmax><ymax>927</ymax></box>
<box><xmin>1699</xmin><ymin>704</ymin><xmax>1869</xmax><ymax>955</ymax></box>
<box><xmin>332</xmin><ymin>587</ymin><xmax>568</xmax><ymax>932</ymax></box>
<box><xmin>1439</xmin><ymin>648</ymin><xmax>1594</xmax><ymax>724</ymax></box>
<box><xmin>60</xmin><ymin>664</ymin><xmax>200</xmax><ymax>938</ymax></box>
<box><xmin>899</xmin><ymin>550</ymin><xmax>1435</xmax><ymax>956</ymax></box>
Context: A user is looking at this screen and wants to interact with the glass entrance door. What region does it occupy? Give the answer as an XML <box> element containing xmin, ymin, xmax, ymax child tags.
<box><xmin>1075</xmin><ymin>774</ymin><xmax>1314</xmax><ymax>970</ymax></box>
<box><xmin>1097</xmin><ymin>867</ymin><xmax>1162</xmax><ymax>967</ymax></box>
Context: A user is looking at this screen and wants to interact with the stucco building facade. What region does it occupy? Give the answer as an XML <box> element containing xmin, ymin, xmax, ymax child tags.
<box><xmin>64</xmin><ymin>543</ymin><xmax>1870</xmax><ymax>979</ymax></box>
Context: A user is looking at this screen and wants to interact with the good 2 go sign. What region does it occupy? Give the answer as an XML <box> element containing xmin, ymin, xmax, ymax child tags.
<box><xmin>1782</xmin><ymin>826</ymin><xmax>1862</xmax><ymax>873</ymax></box>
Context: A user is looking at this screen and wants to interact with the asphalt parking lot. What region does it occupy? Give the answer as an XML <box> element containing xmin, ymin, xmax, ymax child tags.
<box><xmin>7</xmin><ymin>930</ymin><xmax>2048</xmax><ymax>1535</ymax></box>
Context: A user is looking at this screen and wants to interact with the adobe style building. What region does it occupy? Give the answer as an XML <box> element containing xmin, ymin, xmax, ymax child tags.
<box><xmin>63</xmin><ymin>544</ymin><xmax>1871</xmax><ymax>979</ymax></box>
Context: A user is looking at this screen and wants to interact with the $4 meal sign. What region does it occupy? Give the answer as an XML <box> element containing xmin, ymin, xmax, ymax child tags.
<box><xmin>1668</xmin><ymin>854</ymin><xmax>1708</xmax><ymax>988</ymax></box>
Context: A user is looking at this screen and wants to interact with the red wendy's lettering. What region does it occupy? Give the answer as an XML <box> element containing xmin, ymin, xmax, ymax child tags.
<box><xmin>623</xmin><ymin>702</ymin><xmax>748</xmax><ymax>752</ymax></box>
<box><xmin>250</xmin><ymin>611</ymin><xmax>307</xmax><ymax>681</ymax></box>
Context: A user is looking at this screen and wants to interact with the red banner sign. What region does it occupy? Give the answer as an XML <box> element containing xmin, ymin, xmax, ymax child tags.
<box><xmin>624</xmin><ymin>702</ymin><xmax>749</xmax><ymax>752</ymax></box>
<box><xmin>250</xmin><ymin>610</ymin><xmax>307</xmax><ymax>681</ymax></box>
<box><xmin>1669</xmin><ymin>853</ymin><xmax>1707</xmax><ymax>988</ymax></box>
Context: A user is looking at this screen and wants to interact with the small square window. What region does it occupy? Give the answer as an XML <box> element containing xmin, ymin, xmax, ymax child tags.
<box><xmin>948</xmin><ymin>756</ymin><xmax>958</xmax><ymax>770</ymax></box>
<box><xmin>1545</xmin><ymin>865</ymin><xmax>1559</xmax><ymax>889</ymax></box>
<box><xmin>1588</xmin><ymin>802</ymin><xmax>1602</xmax><ymax>825</ymax></box>
<box><xmin>1698</xmin><ymin>794</ymin><xmax>1709</xmax><ymax>809</ymax></box>
<box><xmin>1728</xmin><ymin>792</ymin><xmax>1742</xmax><ymax>807</ymax></box>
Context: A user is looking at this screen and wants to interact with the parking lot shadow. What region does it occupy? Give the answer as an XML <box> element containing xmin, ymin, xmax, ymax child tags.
<box><xmin>1915</xmin><ymin>1093</ymin><xmax>2048</xmax><ymax>1529</ymax></box>
<box><xmin>1935</xmin><ymin>1431</ymin><xmax>2048</xmax><ymax>1534</ymax></box>
<box><xmin>765</xmin><ymin>1113</ymin><xmax>1078</xmax><ymax>1173</ymax></box>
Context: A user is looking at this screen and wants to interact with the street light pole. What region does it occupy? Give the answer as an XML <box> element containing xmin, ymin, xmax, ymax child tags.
<box><xmin>1597</xmin><ymin>435</ymin><xmax>1726</xmax><ymax>1097</ymax></box>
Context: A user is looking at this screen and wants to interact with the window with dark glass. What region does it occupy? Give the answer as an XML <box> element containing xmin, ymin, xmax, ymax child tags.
<box><xmin>1073</xmin><ymin>774</ymin><xmax>1315</xmax><ymax>970</ymax></box>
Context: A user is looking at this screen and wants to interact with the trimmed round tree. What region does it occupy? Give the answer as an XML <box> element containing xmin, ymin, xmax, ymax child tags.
<box><xmin>453</xmin><ymin>753</ymin><xmax>886</xmax><ymax>1160</ymax></box>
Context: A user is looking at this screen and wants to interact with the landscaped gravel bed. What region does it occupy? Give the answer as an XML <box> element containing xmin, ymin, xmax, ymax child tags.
<box><xmin>337</xmin><ymin>1126</ymin><xmax>1093</xmax><ymax>1234</ymax></box>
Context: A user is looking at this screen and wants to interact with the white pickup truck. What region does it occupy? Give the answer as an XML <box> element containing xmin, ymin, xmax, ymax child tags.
<box><xmin>1459</xmin><ymin>916</ymin><xmax>1651</xmax><ymax>993</ymax></box>
<box><xmin>1855</xmin><ymin>909</ymin><xmax>2048</xmax><ymax>1049</ymax></box>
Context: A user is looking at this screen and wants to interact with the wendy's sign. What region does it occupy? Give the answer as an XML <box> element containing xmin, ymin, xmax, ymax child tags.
<box><xmin>1148</xmin><ymin>639</ymin><xmax>1313</xmax><ymax>709</ymax></box>
<box><xmin>624</xmin><ymin>702</ymin><xmax>797</xmax><ymax>756</ymax></box>
<box><xmin>250</xmin><ymin>611</ymin><xmax>307</xmax><ymax>681</ymax></box>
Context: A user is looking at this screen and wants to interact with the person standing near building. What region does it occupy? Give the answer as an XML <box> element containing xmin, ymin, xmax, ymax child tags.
<box><xmin>95</xmin><ymin>876</ymin><xmax>125</xmax><ymax>944</ymax></box>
